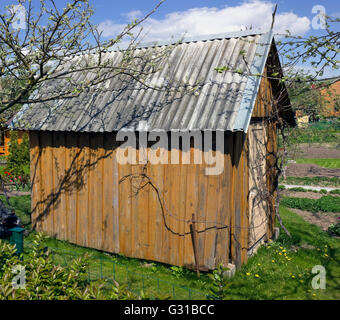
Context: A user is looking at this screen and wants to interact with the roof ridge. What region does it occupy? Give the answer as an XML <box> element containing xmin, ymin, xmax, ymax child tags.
<box><xmin>109</xmin><ymin>29</ymin><xmax>267</xmax><ymax>52</ymax></box>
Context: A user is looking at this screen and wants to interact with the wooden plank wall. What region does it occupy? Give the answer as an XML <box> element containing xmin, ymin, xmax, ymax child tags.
<box><xmin>29</xmin><ymin>130</ymin><xmax>250</xmax><ymax>270</ymax></box>
<box><xmin>248</xmin><ymin>69</ymin><xmax>278</xmax><ymax>245</ymax></box>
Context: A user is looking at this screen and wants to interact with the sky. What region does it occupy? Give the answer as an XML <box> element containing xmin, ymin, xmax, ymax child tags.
<box><xmin>1</xmin><ymin>0</ymin><xmax>339</xmax><ymax>77</ymax></box>
<box><xmin>91</xmin><ymin>0</ymin><xmax>339</xmax><ymax>40</ymax></box>
<box><xmin>93</xmin><ymin>0</ymin><xmax>340</xmax><ymax>78</ymax></box>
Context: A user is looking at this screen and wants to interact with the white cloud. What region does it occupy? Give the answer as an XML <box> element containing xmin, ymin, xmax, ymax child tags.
<box><xmin>97</xmin><ymin>0</ymin><xmax>311</xmax><ymax>42</ymax></box>
<box><xmin>122</xmin><ymin>10</ymin><xmax>143</xmax><ymax>21</ymax></box>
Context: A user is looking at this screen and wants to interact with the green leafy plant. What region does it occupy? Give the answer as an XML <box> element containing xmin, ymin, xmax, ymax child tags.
<box><xmin>328</xmin><ymin>218</ymin><xmax>340</xmax><ymax>236</ymax></box>
<box><xmin>207</xmin><ymin>264</ymin><xmax>229</xmax><ymax>300</ymax></box>
<box><xmin>0</xmin><ymin>233</ymin><xmax>139</xmax><ymax>300</ymax></box>
<box><xmin>170</xmin><ymin>266</ymin><xmax>184</xmax><ymax>278</ymax></box>
<box><xmin>3</xmin><ymin>131</ymin><xmax>30</xmax><ymax>190</ymax></box>
<box><xmin>281</xmin><ymin>196</ymin><xmax>340</xmax><ymax>213</ymax></box>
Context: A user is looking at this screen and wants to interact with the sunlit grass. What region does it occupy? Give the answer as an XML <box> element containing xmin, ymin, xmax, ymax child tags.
<box><xmin>3</xmin><ymin>195</ymin><xmax>340</xmax><ymax>300</ymax></box>
<box><xmin>295</xmin><ymin>158</ymin><xmax>340</xmax><ymax>169</ymax></box>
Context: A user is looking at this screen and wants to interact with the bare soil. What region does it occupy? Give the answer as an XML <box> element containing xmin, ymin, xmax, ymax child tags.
<box><xmin>290</xmin><ymin>208</ymin><xmax>339</xmax><ymax>233</ymax></box>
<box><xmin>300</xmin><ymin>146</ymin><xmax>340</xmax><ymax>159</ymax></box>
<box><xmin>285</xmin><ymin>163</ymin><xmax>340</xmax><ymax>178</ymax></box>
<box><xmin>282</xmin><ymin>191</ymin><xmax>326</xmax><ymax>199</ymax></box>
<box><xmin>288</xmin><ymin>145</ymin><xmax>340</xmax><ymax>159</ymax></box>
<box><xmin>0</xmin><ymin>190</ymin><xmax>30</xmax><ymax>197</ymax></box>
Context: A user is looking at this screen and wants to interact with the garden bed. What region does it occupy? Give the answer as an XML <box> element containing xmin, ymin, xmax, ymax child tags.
<box><xmin>285</xmin><ymin>163</ymin><xmax>340</xmax><ymax>178</ymax></box>
<box><xmin>289</xmin><ymin>208</ymin><xmax>339</xmax><ymax>233</ymax></box>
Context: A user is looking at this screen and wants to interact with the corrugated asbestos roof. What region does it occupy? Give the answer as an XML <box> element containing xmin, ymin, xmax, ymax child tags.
<box><xmin>11</xmin><ymin>30</ymin><xmax>274</xmax><ymax>133</ymax></box>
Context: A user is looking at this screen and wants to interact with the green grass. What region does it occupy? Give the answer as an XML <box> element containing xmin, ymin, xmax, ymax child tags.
<box><xmin>2</xmin><ymin>195</ymin><xmax>340</xmax><ymax>300</ymax></box>
<box><xmin>281</xmin><ymin>176</ymin><xmax>340</xmax><ymax>187</ymax></box>
<box><xmin>295</xmin><ymin>158</ymin><xmax>340</xmax><ymax>169</ymax></box>
<box><xmin>21</xmin><ymin>233</ymin><xmax>210</xmax><ymax>300</ymax></box>
<box><xmin>226</xmin><ymin>206</ymin><xmax>340</xmax><ymax>300</ymax></box>
<box><xmin>278</xmin><ymin>127</ymin><xmax>340</xmax><ymax>148</ymax></box>
<box><xmin>0</xmin><ymin>195</ymin><xmax>31</xmax><ymax>228</ymax></box>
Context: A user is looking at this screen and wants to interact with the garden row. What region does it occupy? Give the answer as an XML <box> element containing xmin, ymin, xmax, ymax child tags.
<box><xmin>279</xmin><ymin>185</ymin><xmax>340</xmax><ymax>194</ymax></box>
<box><xmin>279</xmin><ymin>176</ymin><xmax>340</xmax><ymax>188</ymax></box>
<box><xmin>280</xmin><ymin>196</ymin><xmax>340</xmax><ymax>214</ymax></box>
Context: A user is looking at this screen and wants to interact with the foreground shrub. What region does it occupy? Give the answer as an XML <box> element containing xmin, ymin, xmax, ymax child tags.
<box><xmin>0</xmin><ymin>233</ymin><xmax>138</xmax><ymax>300</ymax></box>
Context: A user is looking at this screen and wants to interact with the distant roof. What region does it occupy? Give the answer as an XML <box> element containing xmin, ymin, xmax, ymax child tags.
<box><xmin>11</xmin><ymin>29</ymin><xmax>275</xmax><ymax>133</ymax></box>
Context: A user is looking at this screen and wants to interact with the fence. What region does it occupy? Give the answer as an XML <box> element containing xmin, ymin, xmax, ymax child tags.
<box><xmin>17</xmin><ymin>238</ymin><xmax>209</xmax><ymax>300</ymax></box>
<box><xmin>49</xmin><ymin>247</ymin><xmax>209</xmax><ymax>300</ymax></box>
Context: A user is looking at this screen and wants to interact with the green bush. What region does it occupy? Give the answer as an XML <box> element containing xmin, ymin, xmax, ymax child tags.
<box><xmin>280</xmin><ymin>196</ymin><xmax>340</xmax><ymax>213</ymax></box>
<box><xmin>0</xmin><ymin>233</ymin><xmax>138</xmax><ymax>300</ymax></box>
<box><xmin>5</xmin><ymin>131</ymin><xmax>30</xmax><ymax>177</ymax></box>
<box><xmin>3</xmin><ymin>131</ymin><xmax>30</xmax><ymax>190</ymax></box>
<box><xmin>329</xmin><ymin>189</ymin><xmax>340</xmax><ymax>195</ymax></box>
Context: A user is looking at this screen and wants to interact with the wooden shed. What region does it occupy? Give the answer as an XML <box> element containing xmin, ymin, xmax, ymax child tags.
<box><xmin>11</xmin><ymin>30</ymin><xmax>295</xmax><ymax>270</ymax></box>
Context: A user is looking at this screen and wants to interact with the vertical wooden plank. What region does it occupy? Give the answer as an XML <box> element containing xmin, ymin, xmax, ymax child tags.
<box><xmin>65</xmin><ymin>132</ymin><xmax>78</xmax><ymax>245</ymax></box>
<box><xmin>183</xmin><ymin>147</ymin><xmax>197</xmax><ymax>269</ymax></box>
<box><xmin>178</xmin><ymin>157</ymin><xmax>188</xmax><ymax>267</ymax></box>
<box><xmin>39</xmin><ymin>132</ymin><xmax>53</xmax><ymax>236</ymax></box>
<box><xmin>130</xmin><ymin>149</ymin><xmax>140</xmax><ymax>259</ymax></box>
<box><xmin>138</xmin><ymin>161</ymin><xmax>150</xmax><ymax>260</ymax></box>
<box><xmin>77</xmin><ymin>133</ymin><xmax>90</xmax><ymax>248</ymax></box>
<box><xmin>102</xmin><ymin>133</ymin><xmax>114</xmax><ymax>252</ymax></box>
<box><xmin>240</xmin><ymin>134</ymin><xmax>249</xmax><ymax>264</ymax></box>
<box><xmin>161</xmin><ymin>146</ymin><xmax>171</xmax><ymax>265</ymax></box>
<box><xmin>87</xmin><ymin>133</ymin><xmax>103</xmax><ymax>250</ymax></box>
<box><xmin>196</xmin><ymin>146</ymin><xmax>207</xmax><ymax>270</ymax></box>
<box><xmin>112</xmin><ymin>134</ymin><xmax>120</xmax><ymax>253</ymax></box>
<box><xmin>215</xmin><ymin>133</ymin><xmax>233</xmax><ymax>267</ymax></box>
<box><xmin>167</xmin><ymin>152</ymin><xmax>181</xmax><ymax>267</ymax></box>
<box><xmin>203</xmin><ymin>144</ymin><xmax>221</xmax><ymax>270</ymax></box>
<box><xmin>148</xmin><ymin>154</ymin><xmax>164</xmax><ymax>263</ymax></box>
<box><xmin>87</xmin><ymin>133</ymin><xmax>96</xmax><ymax>249</ymax></box>
<box><xmin>29</xmin><ymin>132</ymin><xmax>42</xmax><ymax>231</ymax></box>
<box><xmin>118</xmin><ymin>144</ymin><xmax>132</xmax><ymax>257</ymax></box>
<box><xmin>97</xmin><ymin>134</ymin><xmax>104</xmax><ymax>250</ymax></box>
<box><xmin>52</xmin><ymin>132</ymin><xmax>67</xmax><ymax>240</ymax></box>
<box><xmin>231</xmin><ymin>132</ymin><xmax>242</xmax><ymax>268</ymax></box>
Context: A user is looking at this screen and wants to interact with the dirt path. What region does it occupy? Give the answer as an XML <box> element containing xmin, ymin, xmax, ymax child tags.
<box><xmin>0</xmin><ymin>191</ymin><xmax>30</xmax><ymax>197</ymax></box>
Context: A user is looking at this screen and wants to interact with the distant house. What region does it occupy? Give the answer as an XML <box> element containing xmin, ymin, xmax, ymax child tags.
<box><xmin>11</xmin><ymin>30</ymin><xmax>295</xmax><ymax>270</ymax></box>
<box><xmin>319</xmin><ymin>78</ymin><xmax>340</xmax><ymax>118</ymax></box>
<box><xmin>295</xmin><ymin>110</ymin><xmax>309</xmax><ymax>128</ymax></box>
<box><xmin>0</xmin><ymin>118</ymin><xmax>25</xmax><ymax>156</ymax></box>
